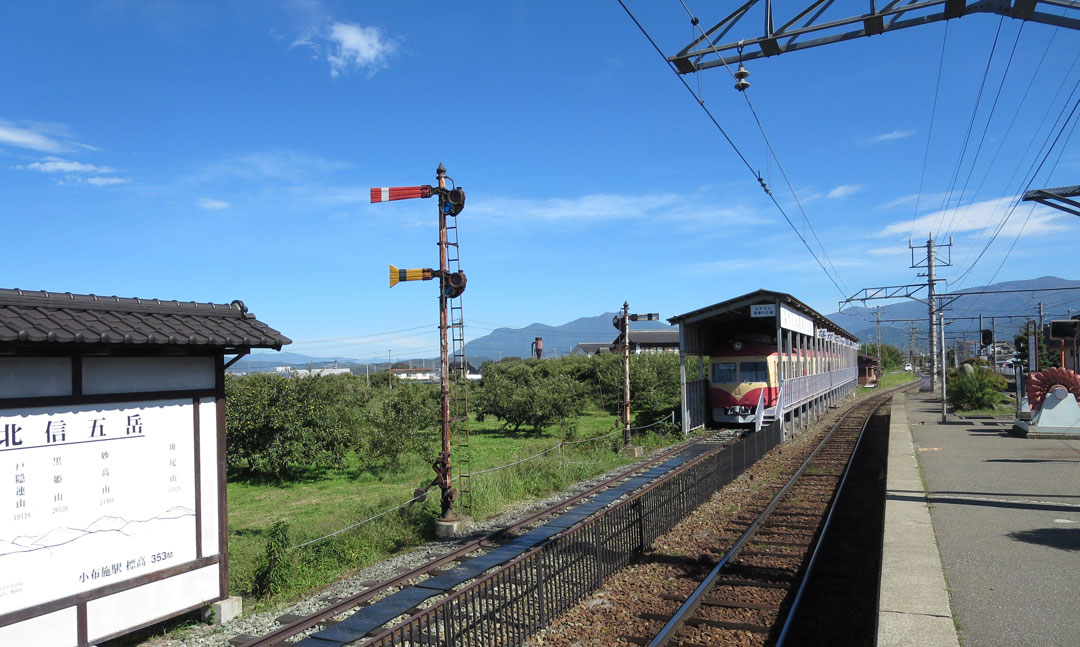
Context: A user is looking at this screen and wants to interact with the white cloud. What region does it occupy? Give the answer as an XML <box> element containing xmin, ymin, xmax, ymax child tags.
<box><xmin>826</xmin><ymin>184</ymin><xmax>863</xmax><ymax>199</ymax></box>
<box><xmin>325</xmin><ymin>22</ymin><xmax>395</xmax><ymax>77</ymax></box>
<box><xmin>867</xmin><ymin>246</ymin><xmax>907</xmax><ymax>256</ymax></box>
<box><xmin>85</xmin><ymin>176</ymin><xmax>130</xmax><ymax>186</ymax></box>
<box><xmin>0</xmin><ymin>118</ymin><xmax>97</xmax><ymax>153</ymax></box>
<box><xmin>22</xmin><ymin>156</ymin><xmax>114</xmax><ymax>174</ymax></box>
<box><xmin>197</xmin><ymin>197</ymin><xmax>230</xmax><ymax>210</ymax></box>
<box><xmin>861</xmin><ymin>129</ymin><xmax>916</xmax><ymax>145</ymax></box>
<box><xmin>878</xmin><ymin>196</ymin><xmax>1071</xmax><ymax>239</ymax></box>
<box><xmin>292</xmin><ymin>21</ymin><xmax>396</xmax><ymax>78</ymax></box>
<box><xmin>0</xmin><ymin>122</ymin><xmax>66</xmax><ymax>153</ymax></box>
<box><xmin>878</xmin><ymin>191</ymin><xmax>952</xmax><ymax>211</ymax></box>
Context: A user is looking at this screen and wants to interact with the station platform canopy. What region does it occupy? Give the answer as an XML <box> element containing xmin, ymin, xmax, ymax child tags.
<box><xmin>668</xmin><ymin>289</ymin><xmax>858</xmax><ymax>356</ymax></box>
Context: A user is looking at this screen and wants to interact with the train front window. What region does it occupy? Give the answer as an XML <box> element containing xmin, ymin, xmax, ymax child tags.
<box><xmin>740</xmin><ymin>361</ymin><xmax>769</xmax><ymax>382</ymax></box>
<box><xmin>712</xmin><ymin>362</ymin><xmax>736</xmax><ymax>383</ymax></box>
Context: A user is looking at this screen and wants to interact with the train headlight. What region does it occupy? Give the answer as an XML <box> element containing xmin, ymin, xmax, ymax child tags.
<box><xmin>732</xmin><ymin>341</ymin><xmax>743</xmax><ymax>351</ymax></box>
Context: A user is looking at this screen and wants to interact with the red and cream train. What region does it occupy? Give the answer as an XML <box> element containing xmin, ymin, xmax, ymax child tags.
<box><xmin>708</xmin><ymin>337</ymin><xmax>832</xmax><ymax>425</ymax></box>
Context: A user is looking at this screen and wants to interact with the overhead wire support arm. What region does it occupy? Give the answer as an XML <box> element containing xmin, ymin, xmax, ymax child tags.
<box><xmin>1022</xmin><ymin>184</ymin><xmax>1080</xmax><ymax>217</ymax></box>
<box><xmin>669</xmin><ymin>0</ymin><xmax>1080</xmax><ymax>71</ymax></box>
<box><xmin>839</xmin><ymin>283</ymin><xmax>931</xmax><ymax>309</ymax></box>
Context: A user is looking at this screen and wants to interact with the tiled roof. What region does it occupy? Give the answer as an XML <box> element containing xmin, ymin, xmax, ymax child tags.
<box><xmin>0</xmin><ymin>288</ymin><xmax>291</xmax><ymax>350</ymax></box>
<box><xmin>625</xmin><ymin>329</ymin><xmax>679</xmax><ymax>345</ymax></box>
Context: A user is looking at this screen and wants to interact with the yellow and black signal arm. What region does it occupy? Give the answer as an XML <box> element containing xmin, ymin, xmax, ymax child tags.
<box><xmin>389</xmin><ymin>264</ymin><xmax>434</xmax><ymax>287</ymax></box>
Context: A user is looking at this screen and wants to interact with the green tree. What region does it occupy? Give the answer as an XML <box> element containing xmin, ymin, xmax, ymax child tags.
<box><xmin>472</xmin><ymin>359</ymin><xmax>587</xmax><ymax>433</ymax></box>
<box><xmin>225</xmin><ymin>373</ymin><xmax>356</xmax><ymax>479</ymax></box>
<box><xmin>859</xmin><ymin>343</ymin><xmax>904</xmax><ymax>370</ymax></box>
<box><xmin>355</xmin><ymin>381</ymin><xmax>441</xmax><ymax>471</ymax></box>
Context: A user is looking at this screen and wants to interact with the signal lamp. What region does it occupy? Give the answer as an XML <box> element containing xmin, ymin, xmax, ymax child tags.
<box><xmin>443</xmin><ymin>271</ymin><xmax>467</xmax><ymax>298</ymax></box>
<box><xmin>441</xmin><ymin>188</ymin><xmax>466</xmax><ymax>216</ymax></box>
<box><xmin>981</xmin><ymin>329</ymin><xmax>993</xmax><ymax>347</ymax></box>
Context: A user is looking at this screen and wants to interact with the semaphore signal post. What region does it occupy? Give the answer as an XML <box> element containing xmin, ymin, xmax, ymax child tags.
<box><xmin>371</xmin><ymin>163</ymin><xmax>470</xmax><ymax>531</ymax></box>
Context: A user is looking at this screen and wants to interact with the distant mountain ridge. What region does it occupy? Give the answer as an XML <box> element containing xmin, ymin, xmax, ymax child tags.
<box><xmin>826</xmin><ymin>276</ymin><xmax>1080</xmax><ymax>350</ymax></box>
<box><xmin>465</xmin><ymin>312</ymin><xmax>672</xmax><ymax>360</ymax></box>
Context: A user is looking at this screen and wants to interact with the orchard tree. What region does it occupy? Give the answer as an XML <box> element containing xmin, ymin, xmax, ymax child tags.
<box><xmin>472</xmin><ymin>360</ymin><xmax>586</xmax><ymax>433</ymax></box>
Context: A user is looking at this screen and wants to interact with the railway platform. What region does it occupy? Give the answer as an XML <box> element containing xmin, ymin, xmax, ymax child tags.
<box><xmin>880</xmin><ymin>391</ymin><xmax>1080</xmax><ymax>647</ymax></box>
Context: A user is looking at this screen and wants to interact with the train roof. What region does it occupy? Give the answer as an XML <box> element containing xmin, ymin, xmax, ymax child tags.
<box><xmin>668</xmin><ymin>289</ymin><xmax>858</xmax><ymax>356</ymax></box>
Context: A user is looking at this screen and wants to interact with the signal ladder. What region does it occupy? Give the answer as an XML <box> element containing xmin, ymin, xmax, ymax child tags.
<box><xmin>446</xmin><ymin>208</ymin><xmax>472</xmax><ymax>514</ymax></box>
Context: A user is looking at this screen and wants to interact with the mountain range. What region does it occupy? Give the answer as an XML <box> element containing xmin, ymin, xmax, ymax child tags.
<box><xmin>233</xmin><ymin>277</ymin><xmax>1079</xmax><ymax>370</ymax></box>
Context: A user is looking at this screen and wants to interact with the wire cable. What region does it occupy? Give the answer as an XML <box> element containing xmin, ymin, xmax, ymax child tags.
<box><xmin>616</xmin><ymin>0</ymin><xmax>848</xmax><ymax>299</ymax></box>
<box><xmin>910</xmin><ymin>20</ymin><xmax>950</xmax><ymax>240</ymax></box>
<box><xmin>677</xmin><ymin>0</ymin><xmax>847</xmax><ymax>293</ymax></box>
<box><xmin>932</xmin><ymin>16</ymin><xmax>1005</xmax><ymax>237</ymax></box>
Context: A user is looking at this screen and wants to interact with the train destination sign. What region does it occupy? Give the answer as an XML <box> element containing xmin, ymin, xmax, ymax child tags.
<box><xmin>0</xmin><ymin>400</ymin><xmax>197</xmax><ymax>616</ymax></box>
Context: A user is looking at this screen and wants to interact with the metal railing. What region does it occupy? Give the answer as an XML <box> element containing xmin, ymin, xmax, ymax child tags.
<box><xmin>780</xmin><ymin>366</ymin><xmax>857</xmax><ymax>412</ymax></box>
<box><xmin>366</xmin><ymin>424</ymin><xmax>784</xmax><ymax>647</ymax></box>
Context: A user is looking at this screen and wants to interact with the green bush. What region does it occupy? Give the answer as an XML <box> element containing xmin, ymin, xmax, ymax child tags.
<box><xmin>947</xmin><ymin>367</ymin><xmax>1006</xmax><ymax>410</ymax></box>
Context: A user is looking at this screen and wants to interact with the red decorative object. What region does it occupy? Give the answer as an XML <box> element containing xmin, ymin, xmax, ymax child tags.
<box><xmin>1027</xmin><ymin>367</ymin><xmax>1080</xmax><ymax>411</ymax></box>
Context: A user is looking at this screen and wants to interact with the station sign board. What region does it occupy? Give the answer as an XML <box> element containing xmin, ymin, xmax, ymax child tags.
<box><xmin>779</xmin><ymin>304</ymin><xmax>814</xmax><ymax>336</ymax></box>
<box><xmin>749</xmin><ymin>304</ymin><xmax>776</xmax><ymax>318</ymax></box>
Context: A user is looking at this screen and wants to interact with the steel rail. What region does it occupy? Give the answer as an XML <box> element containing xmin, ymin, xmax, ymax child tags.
<box><xmin>361</xmin><ymin>420</ymin><xmax>773</xmax><ymax>647</ymax></box>
<box><xmin>237</xmin><ymin>430</ymin><xmax>719</xmax><ymax>647</ymax></box>
<box><xmin>645</xmin><ymin>384</ymin><xmax>912</xmax><ymax>647</ymax></box>
<box><xmin>773</xmin><ymin>389</ymin><xmax>891</xmax><ymax>646</ymax></box>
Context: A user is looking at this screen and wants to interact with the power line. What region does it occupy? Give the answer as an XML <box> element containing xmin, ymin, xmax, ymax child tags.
<box><xmin>932</xmin><ymin>16</ymin><xmax>1005</xmax><ymax>237</ymax></box>
<box><xmin>910</xmin><ymin>20</ymin><xmax>950</xmax><ymax>241</ymax></box>
<box><xmin>941</xmin><ymin>20</ymin><xmax>1025</xmax><ymax>242</ymax></box>
<box><xmin>616</xmin><ymin>0</ymin><xmax>848</xmax><ymax>299</ymax></box>
<box><xmin>677</xmin><ymin>0</ymin><xmax>847</xmax><ymax>293</ymax></box>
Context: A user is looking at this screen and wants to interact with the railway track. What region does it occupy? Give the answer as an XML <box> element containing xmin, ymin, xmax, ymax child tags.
<box><xmin>623</xmin><ymin>387</ymin><xmax>905</xmax><ymax>647</ymax></box>
<box><xmin>230</xmin><ymin>429</ymin><xmax>734</xmax><ymax>647</ymax></box>
<box><xmin>231</xmin><ymin>384</ymin><xmax>908</xmax><ymax>647</ymax></box>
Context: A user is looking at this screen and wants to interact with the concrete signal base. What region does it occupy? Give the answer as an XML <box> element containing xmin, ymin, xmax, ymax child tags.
<box><xmin>621</xmin><ymin>444</ymin><xmax>644</xmax><ymax>458</ymax></box>
<box><xmin>435</xmin><ymin>516</ymin><xmax>473</xmax><ymax>538</ymax></box>
<box><xmin>203</xmin><ymin>596</ymin><xmax>242</xmax><ymax>625</ymax></box>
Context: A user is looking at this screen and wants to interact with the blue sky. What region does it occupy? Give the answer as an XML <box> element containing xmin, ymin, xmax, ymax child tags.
<box><xmin>2</xmin><ymin>1</ymin><xmax>1078</xmax><ymax>361</ymax></box>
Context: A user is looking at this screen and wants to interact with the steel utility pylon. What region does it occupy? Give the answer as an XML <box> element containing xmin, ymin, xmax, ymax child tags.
<box><xmin>371</xmin><ymin>164</ymin><xmax>469</xmax><ymax>521</ymax></box>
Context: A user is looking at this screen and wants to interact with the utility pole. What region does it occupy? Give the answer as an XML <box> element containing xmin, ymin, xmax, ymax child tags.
<box><xmin>909</xmin><ymin>324</ymin><xmax>917</xmax><ymax>368</ymax></box>
<box><xmin>875</xmin><ymin>307</ymin><xmax>883</xmax><ymax>371</ymax></box>
<box><xmin>940</xmin><ymin>312</ymin><xmax>948</xmax><ymax>422</ymax></box>
<box><xmin>1039</xmin><ymin>301</ymin><xmax>1046</xmax><ymax>328</ymax></box>
<box><xmin>910</xmin><ymin>236</ymin><xmax>951</xmax><ymax>391</ymax></box>
<box><xmin>614</xmin><ymin>302</ymin><xmax>658</xmax><ymax>456</ymax></box>
<box><xmin>388</xmin><ymin>350</ymin><xmax>392</xmax><ymax>391</ymax></box>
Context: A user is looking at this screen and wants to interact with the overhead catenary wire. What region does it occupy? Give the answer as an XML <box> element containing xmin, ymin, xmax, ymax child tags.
<box><xmin>676</xmin><ymin>0</ymin><xmax>848</xmax><ymax>294</ymax></box>
<box><xmin>616</xmin><ymin>0</ymin><xmax>848</xmax><ymax>300</ymax></box>
<box><xmin>910</xmin><ymin>20</ymin><xmax>951</xmax><ymax>241</ymax></box>
<box><xmin>932</xmin><ymin>16</ymin><xmax>1006</xmax><ymax>238</ymax></box>
<box><xmin>940</xmin><ymin>20</ymin><xmax>1025</xmax><ymax>242</ymax></box>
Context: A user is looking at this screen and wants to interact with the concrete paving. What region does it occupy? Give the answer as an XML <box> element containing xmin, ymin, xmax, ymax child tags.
<box><xmin>887</xmin><ymin>390</ymin><xmax>1080</xmax><ymax>647</ymax></box>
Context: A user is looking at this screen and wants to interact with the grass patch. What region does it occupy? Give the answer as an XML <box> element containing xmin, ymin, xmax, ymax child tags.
<box><xmin>953</xmin><ymin>392</ymin><xmax>1016</xmax><ymax>418</ymax></box>
<box><xmin>859</xmin><ymin>370</ymin><xmax>919</xmax><ymax>393</ymax></box>
<box><xmin>227</xmin><ymin>408</ymin><xmax>686</xmax><ymax>608</ymax></box>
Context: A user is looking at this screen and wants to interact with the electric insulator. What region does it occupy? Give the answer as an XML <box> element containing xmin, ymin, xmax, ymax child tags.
<box><xmin>734</xmin><ymin>63</ymin><xmax>750</xmax><ymax>92</ymax></box>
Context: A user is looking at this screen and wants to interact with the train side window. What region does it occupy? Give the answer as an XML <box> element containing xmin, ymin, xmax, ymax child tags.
<box><xmin>712</xmin><ymin>362</ymin><xmax>736</xmax><ymax>383</ymax></box>
<box><xmin>740</xmin><ymin>361</ymin><xmax>768</xmax><ymax>382</ymax></box>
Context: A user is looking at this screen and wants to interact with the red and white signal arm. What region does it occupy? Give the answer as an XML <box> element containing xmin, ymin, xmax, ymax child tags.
<box><xmin>370</xmin><ymin>186</ymin><xmax>432</xmax><ymax>203</ymax></box>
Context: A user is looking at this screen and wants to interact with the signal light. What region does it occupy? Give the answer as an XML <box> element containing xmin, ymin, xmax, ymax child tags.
<box><xmin>1050</xmin><ymin>320</ymin><xmax>1080</xmax><ymax>340</ymax></box>
<box><xmin>389</xmin><ymin>264</ymin><xmax>433</xmax><ymax>287</ymax></box>
<box><xmin>441</xmin><ymin>188</ymin><xmax>466</xmax><ymax>216</ymax></box>
<box><xmin>981</xmin><ymin>329</ymin><xmax>993</xmax><ymax>347</ymax></box>
<box><xmin>630</xmin><ymin>313</ymin><xmax>659</xmax><ymax>322</ymax></box>
<box><xmin>443</xmin><ymin>271</ymin><xmax>467</xmax><ymax>298</ymax></box>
